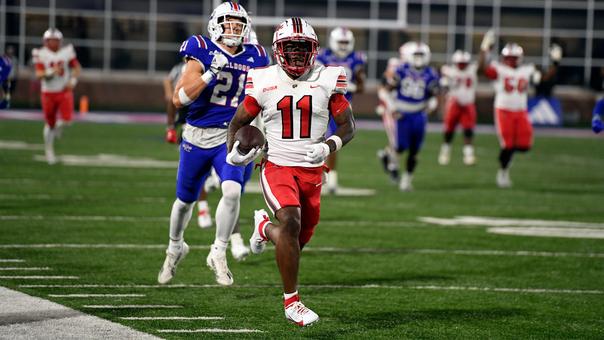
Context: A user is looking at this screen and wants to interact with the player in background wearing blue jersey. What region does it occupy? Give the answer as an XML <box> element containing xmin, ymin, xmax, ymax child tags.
<box><xmin>380</xmin><ymin>41</ymin><xmax>439</xmax><ymax>191</ymax></box>
<box><xmin>158</xmin><ymin>2</ymin><xmax>270</xmax><ymax>286</ymax></box>
<box><xmin>0</xmin><ymin>52</ymin><xmax>13</xmax><ymax>109</ymax></box>
<box><xmin>316</xmin><ymin>27</ymin><xmax>366</xmax><ymax>194</ymax></box>
<box><xmin>593</xmin><ymin>96</ymin><xmax>604</xmax><ymax>134</ymax></box>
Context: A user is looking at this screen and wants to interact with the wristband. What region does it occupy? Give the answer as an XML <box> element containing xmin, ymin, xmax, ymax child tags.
<box><xmin>201</xmin><ymin>70</ymin><xmax>215</xmax><ymax>84</ymax></box>
<box><xmin>178</xmin><ymin>87</ymin><xmax>193</xmax><ymax>106</ymax></box>
<box><xmin>69</xmin><ymin>77</ymin><xmax>78</xmax><ymax>87</ymax></box>
<box><xmin>44</xmin><ymin>68</ymin><xmax>55</xmax><ymax>78</ymax></box>
<box><xmin>326</xmin><ymin>135</ymin><xmax>343</xmax><ymax>151</ymax></box>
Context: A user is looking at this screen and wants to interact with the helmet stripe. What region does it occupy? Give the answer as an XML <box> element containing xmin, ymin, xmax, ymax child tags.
<box><xmin>233</xmin><ymin>2</ymin><xmax>239</xmax><ymax>11</ymax></box>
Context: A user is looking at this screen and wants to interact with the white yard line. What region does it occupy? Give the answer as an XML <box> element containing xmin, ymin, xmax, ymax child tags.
<box><xmin>121</xmin><ymin>316</ymin><xmax>224</xmax><ymax>320</ymax></box>
<box><xmin>48</xmin><ymin>294</ymin><xmax>145</xmax><ymax>298</ymax></box>
<box><xmin>157</xmin><ymin>328</ymin><xmax>264</xmax><ymax>333</ymax></box>
<box><xmin>420</xmin><ymin>216</ymin><xmax>604</xmax><ymax>229</ymax></box>
<box><xmin>0</xmin><ymin>287</ymin><xmax>159</xmax><ymax>339</ymax></box>
<box><xmin>0</xmin><ymin>259</ymin><xmax>24</xmax><ymax>263</ymax></box>
<box><xmin>0</xmin><ymin>267</ymin><xmax>51</xmax><ymax>271</ymax></box>
<box><xmin>1</xmin><ymin>243</ymin><xmax>602</xmax><ymax>258</ymax></box>
<box><xmin>0</xmin><ymin>194</ymin><xmax>167</xmax><ymax>203</ymax></box>
<box><xmin>0</xmin><ymin>276</ymin><xmax>78</xmax><ymax>279</ymax></box>
<box><xmin>18</xmin><ymin>283</ymin><xmax>603</xmax><ymax>295</ymax></box>
<box><xmin>83</xmin><ymin>305</ymin><xmax>182</xmax><ymax>309</ymax></box>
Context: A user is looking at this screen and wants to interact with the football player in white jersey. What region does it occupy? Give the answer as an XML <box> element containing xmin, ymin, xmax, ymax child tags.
<box><xmin>438</xmin><ymin>50</ymin><xmax>478</xmax><ymax>166</ymax></box>
<box><xmin>479</xmin><ymin>30</ymin><xmax>546</xmax><ymax>188</ymax></box>
<box><xmin>225</xmin><ymin>18</ymin><xmax>356</xmax><ymax>326</ymax></box>
<box><xmin>376</xmin><ymin>47</ymin><xmax>404</xmax><ymax>182</ymax></box>
<box><xmin>32</xmin><ymin>28</ymin><xmax>81</xmax><ymax>164</ymax></box>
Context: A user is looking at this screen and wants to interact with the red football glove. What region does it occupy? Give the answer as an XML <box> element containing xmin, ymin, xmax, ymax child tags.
<box><xmin>165</xmin><ymin>127</ymin><xmax>177</xmax><ymax>144</ymax></box>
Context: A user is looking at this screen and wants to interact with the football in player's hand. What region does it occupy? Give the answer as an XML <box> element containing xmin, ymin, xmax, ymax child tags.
<box><xmin>235</xmin><ymin>125</ymin><xmax>265</xmax><ymax>155</ymax></box>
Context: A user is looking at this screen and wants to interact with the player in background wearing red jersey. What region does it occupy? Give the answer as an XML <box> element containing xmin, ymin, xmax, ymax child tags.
<box><xmin>479</xmin><ymin>30</ymin><xmax>555</xmax><ymax>188</ymax></box>
<box><xmin>438</xmin><ymin>50</ymin><xmax>478</xmax><ymax>166</ymax></box>
<box><xmin>226</xmin><ymin>18</ymin><xmax>356</xmax><ymax>326</ymax></box>
<box><xmin>32</xmin><ymin>28</ymin><xmax>81</xmax><ymax>164</ymax></box>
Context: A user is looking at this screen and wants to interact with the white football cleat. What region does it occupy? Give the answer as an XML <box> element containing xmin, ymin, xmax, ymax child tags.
<box><xmin>438</xmin><ymin>144</ymin><xmax>451</xmax><ymax>165</ymax></box>
<box><xmin>462</xmin><ymin>145</ymin><xmax>476</xmax><ymax>165</ymax></box>
<box><xmin>230</xmin><ymin>233</ymin><xmax>250</xmax><ymax>261</ymax></box>
<box><xmin>206</xmin><ymin>247</ymin><xmax>233</xmax><ymax>286</ymax></box>
<box><xmin>45</xmin><ymin>149</ymin><xmax>57</xmax><ymax>165</ymax></box>
<box><xmin>496</xmin><ymin>169</ymin><xmax>512</xmax><ymax>188</ymax></box>
<box><xmin>158</xmin><ymin>242</ymin><xmax>189</xmax><ymax>284</ymax></box>
<box><xmin>285</xmin><ymin>299</ymin><xmax>319</xmax><ymax>327</ymax></box>
<box><xmin>197</xmin><ymin>203</ymin><xmax>212</xmax><ymax>229</ymax></box>
<box><xmin>250</xmin><ymin>209</ymin><xmax>270</xmax><ymax>254</ymax></box>
<box><xmin>399</xmin><ymin>172</ymin><xmax>413</xmax><ymax>192</ymax></box>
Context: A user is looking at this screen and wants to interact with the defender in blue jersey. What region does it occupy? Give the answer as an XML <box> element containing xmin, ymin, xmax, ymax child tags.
<box><xmin>382</xmin><ymin>41</ymin><xmax>439</xmax><ymax>191</ymax></box>
<box><xmin>316</xmin><ymin>27</ymin><xmax>366</xmax><ymax>194</ymax></box>
<box><xmin>0</xmin><ymin>54</ymin><xmax>12</xmax><ymax>109</ymax></box>
<box><xmin>158</xmin><ymin>2</ymin><xmax>270</xmax><ymax>286</ymax></box>
<box><xmin>593</xmin><ymin>97</ymin><xmax>604</xmax><ymax>134</ymax></box>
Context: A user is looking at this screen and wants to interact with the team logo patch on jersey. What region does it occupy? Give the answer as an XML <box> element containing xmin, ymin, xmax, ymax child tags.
<box><xmin>263</xmin><ymin>85</ymin><xmax>278</xmax><ymax>92</ymax></box>
<box><xmin>182</xmin><ymin>142</ymin><xmax>192</xmax><ymax>152</ymax></box>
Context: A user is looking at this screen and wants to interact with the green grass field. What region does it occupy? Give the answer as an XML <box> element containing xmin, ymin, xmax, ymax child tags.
<box><xmin>1</xmin><ymin>118</ymin><xmax>603</xmax><ymax>339</ymax></box>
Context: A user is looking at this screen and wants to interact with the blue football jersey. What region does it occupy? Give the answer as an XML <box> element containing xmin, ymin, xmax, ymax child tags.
<box><xmin>178</xmin><ymin>35</ymin><xmax>270</xmax><ymax>128</ymax></box>
<box><xmin>0</xmin><ymin>56</ymin><xmax>11</xmax><ymax>83</ymax></box>
<box><xmin>393</xmin><ymin>63</ymin><xmax>439</xmax><ymax>113</ymax></box>
<box><xmin>316</xmin><ymin>49</ymin><xmax>366</xmax><ymax>101</ymax></box>
<box><xmin>594</xmin><ymin>98</ymin><xmax>604</xmax><ymax>117</ymax></box>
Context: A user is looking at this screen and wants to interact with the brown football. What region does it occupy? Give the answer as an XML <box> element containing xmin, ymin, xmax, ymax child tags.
<box><xmin>234</xmin><ymin>125</ymin><xmax>265</xmax><ymax>155</ymax></box>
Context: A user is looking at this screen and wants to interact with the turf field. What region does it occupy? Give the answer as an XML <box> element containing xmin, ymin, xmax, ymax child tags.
<box><xmin>1</xmin><ymin>118</ymin><xmax>603</xmax><ymax>339</ymax></box>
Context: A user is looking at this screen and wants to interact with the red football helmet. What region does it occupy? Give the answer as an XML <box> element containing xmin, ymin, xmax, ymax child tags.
<box><xmin>272</xmin><ymin>17</ymin><xmax>319</xmax><ymax>78</ymax></box>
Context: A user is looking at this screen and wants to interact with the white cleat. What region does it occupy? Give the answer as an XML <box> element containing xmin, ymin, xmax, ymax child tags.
<box><xmin>158</xmin><ymin>242</ymin><xmax>189</xmax><ymax>284</ymax></box>
<box><xmin>496</xmin><ymin>169</ymin><xmax>512</xmax><ymax>188</ymax></box>
<box><xmin>250</xmin><ymin>209</ymin><xmax>270</xmax><ymax>254</ymax></box>
<box><xmin>463</xmin><ymin>145</ymin><xmax>476</xmax><ymax>166</ymax></box>
<box><xmin>399</xmin><ymin>172</ymin><xmax>413</xmax><ymax>192</ymax></box>
<box><xmin>285</xmin><ymin>300</ymin><xmax>319</xmax><ymax>327</ymax></box>
<box><xmin>438</xmin><ymin>144</ymin><xmax>451</xmax><ymax>165</ymax></box>
<box><xmin>197</xmin><ymin>205</ymin><xmax>212</xmax><ymax>229</ymax></box>
<box><xmin>230</xmin><ymin>233</ymin><xmax>250</xmax><ymax>262</ymax></box>
<box><xmin>45</xmin><ymin>151</ymin><xmax>58</xmax><ymax>165</ymax></box>
<box><xmin>206</xmin><ymin>247</ymin><xmax>233</xmax><ymax>286</ymax></box>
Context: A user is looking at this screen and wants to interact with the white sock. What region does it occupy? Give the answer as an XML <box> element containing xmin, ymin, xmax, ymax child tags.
<box><xmin>214</xmin><ymin>180</ymin><xmax>241</xmax><ymax>253</ymax></box>
<box><xmin>463</xmin><ymin>144</ymin><xmax>474</xmax><ymax>156</ymax></box>
<box><xmin>284</xmin><ymin>291</ymin><xmax>298</xmax><ymax>299</ymax></box>
<box><xmin>168</xmin><ymin>239</ymin><xmax>183</xmax><ymax>254</ymax></box>
<box><xmin>43</xmin><ymin>124</ymin><xmax>54</xmax><ymax>151</ymax></box>
<box><xmin>327</xmin><ymin>170</ymin><xmax>338</xmax><ymax>189</ymax></box>
<box><xmin>168</xmin><ymin>198</ymin><xmax>194</xmax><ymax>246</ymax></box>
<box><xmin>197</xmin><ymin>200</ymin><xmax>209</xmax><ymax>211</ymax></box>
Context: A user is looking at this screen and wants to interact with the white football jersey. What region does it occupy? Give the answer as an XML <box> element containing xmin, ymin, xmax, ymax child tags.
<box><xmin>32</xmin><ymin>44</ymin><xmax>77</xmax><ymax>93</ymax></box>
<box><xmin>488</xmin><ymin>61</ymin><xmax>536</xmax><ymax>111</ymax></box>
<box><xmin>441</xmin><ymin>63</ymin><xmax>477</xmax><ymax>105</ymax></box>
<box><xmin>246</xmin><ymin>64</ymin><xmax>347</xmax><ymax>167</ymax></box>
